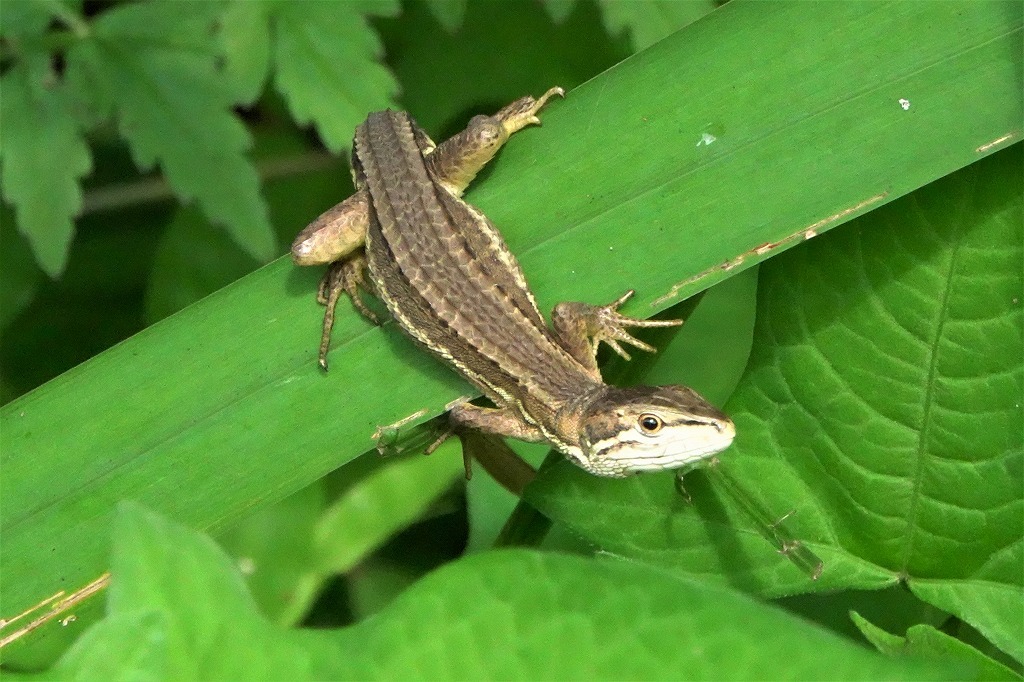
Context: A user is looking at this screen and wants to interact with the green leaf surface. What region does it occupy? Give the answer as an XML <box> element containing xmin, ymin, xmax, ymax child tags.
<box><xmin>143</xmin><ymin>119</ymin><xmax>349</xmax><ymax>324</ymax></box>
<box><xmin>144</xmin><ymin>206</ymin><xmax>261</xmax><ymax>324</ymax></box>
<box><xmin>313</xmin><ymin>442</ymin><xmax>463</xmax><ymax>576</ymax></box>
<box><xmin>530</xmin><ymin>146</ymin><xmax>1023</xmax><ymax>649</ymax></box>
<box><xmin>219</xmin><ymin>0</ymin><xmax>272</xmax><ymax>105</ymax></box>
<box><xmin>0</xmin><ymin>55</ymin><xmax>92</xmax><ymax>276</ymax></box>
<box><xmin>851</xmin><ymin>612</ymin><xmax>1021</xmax><ymax>681</ymax></box>
<box><xmin>423</xmin><ymin>0</ymin><xmax>467</xmax><ymax>32</ymax></box>
<box><xmin>58</xmin><ymin>504</ymin><xmax>309</xmax><ymax>680</ymax></box>
<box><xmin>216</xmin><ymin>480</ymin><xmax>327</xmax><ymax>626</ymax></box>
<box><xmin>64</xmin><ymin>2</ymin><xmax>276</xmax><ymax>262</ymax></box>
<box><xmin>0</xmin><ymin>0</ymin><xmax>59</xmax><ymax>38</ymax></box>
<box><xmin>599</xmin><ymin>0</ymin><xmax>720</xmax><ymax>51</ymax></box>
<box><xmin>0</xmin><ymin>209</ymin><xmax>42</xmax><ymax>335</ymax></box>
<box><xmin>541</xmin><ymin>0</ymin><xmax>577</xmax><ymax>24</ymax></box>
<box><xmin>47</xmin><ymin>505</ymin><xmax>952</xmax><ymax>681</ymax></box>
<box><xmin>2</xmin><ymin>0</ymin><xmax>1020</xmax><ymax>662</ymax></box>
<box><xmin>910</xmin><ymin>570</ymin><xmax>1024</xmax><ymax>666</ymax></box>
<box><xmin>272</xmin><ymin>0</ymin><xmax>400</xmax><ymax>152</ymax></box>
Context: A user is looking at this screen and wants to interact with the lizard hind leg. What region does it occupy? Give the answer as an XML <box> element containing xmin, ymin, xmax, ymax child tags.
<box><xmin>316</xmin><ymin>253</ymin><xmax>379</xmax><ymax>371</ymax></box>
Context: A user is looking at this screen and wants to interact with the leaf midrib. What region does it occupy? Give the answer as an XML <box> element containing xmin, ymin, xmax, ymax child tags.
<box><xmin>899</xmin><ymin>175</ymin><xmax>971</xmax><ymax>576</ymax></box>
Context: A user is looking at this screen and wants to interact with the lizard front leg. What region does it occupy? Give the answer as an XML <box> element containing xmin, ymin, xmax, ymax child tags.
<box><xmin>551</xmin><ymin>290</ymin><xmax>682</xmax><ymax>376</ymax></box>
<box><xmin>425</xmin><ymin>86</ymin><xmax>564</xmax><ymax>197</ymax></box>
<box><xmin>292</xmin><ymin>191</ymin><xmax>379</xmax><ymax>370</ymax></box>
<box><xmin>315</xmin><ymin>253</ymin><xmax>378</xmax><ymax>370</ymax></box>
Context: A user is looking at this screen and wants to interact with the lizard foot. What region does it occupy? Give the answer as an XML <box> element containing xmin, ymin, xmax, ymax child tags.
<box><xmin>495</xmin><ymin>86</ymin><xmax>565</xmax><ymax>136</ymax></box>
<box><xmin>584</xmin><ymin>289</ymin><xmax>682</xmax><ymax>361</ymax></box>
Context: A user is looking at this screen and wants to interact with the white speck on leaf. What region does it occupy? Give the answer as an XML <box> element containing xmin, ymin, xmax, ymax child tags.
<box><xmin>899</xmin><ymin>98</ymin><xmax>911</xmax><ymax>110</ymax></box>
<box><xmin>696</xmin><ymin>132</ymin><xmax>717</xmax><ymax>147</ymax></box>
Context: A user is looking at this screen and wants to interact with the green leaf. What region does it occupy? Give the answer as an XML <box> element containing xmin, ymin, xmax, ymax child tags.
<box><xmin>541</xmin><ymin>0</ymin><xmax>578</xmax><ymax>24</ymax></box>
<box><xmin>313</xmin><ymin>442</ymin><xmax>463</xmax><ymax>575</ymax></box>
<box><xmin>851</xmin><ymin>612</ymin><xmax>1021</xmax><ymax>681</ymax></box>
<box><xmin>422</xmin><ymin>0</ymin><xmax>467</xmax><ymax>32</ymax></box>
<box><xmin>2</xmin><ymin>1</ymin><xmax>1020</xmax><ymax>664</ymax></box>
<box><xmin>64</xmin><ymin>1</ymin><xmax>276</xmax><ymax>262</ymax></box>
<box><xmin>0</xmin><ymin>207</ymin><xmax>42</xmax><ymax>333</ymax></box>
<box><xmin>531</xmin><ymin>146</ymin><xmax>1023</xmax><ymax>646</ymax></box>
<box><xmin>532</xmin><ymin>144</ymin><xmax>1019</xmax><ymax>593</ymax></box>
<box><xmin>224</xmin><ymin>440</ymin><xmax>469</xmax><ymax>626</ymax></box>
<box><xmin>48</xmin><ymin>505</ymin><xmax>952</xmax><ymax>680</ymax></box>
<box><xmin>53</xmin><ymin>504</ymin><xmax>310</xmax><ymax>679</ymax></box>
<box><xmin>599</xmin><ymin>0</ymin><xmax>720</xmax><ymax>51</ymax></box>
<box><xmin>216</xmin><ymin>480</ymin><xmax>327</xmax><ymax>626</ymax></box>
<box><xmin>144</xmin><ymin>206</ymin><xmax>261</xmax><ymax>324</ymax></box>
<box><xmin>910</xmin><ymin>567</ymin><xmax>1024</xmax><ymax>666</ymax></box>
<box><xmin>0</xmin><ymin>0</ymin><xmax>59</xmax><ymax>37</ymax></box>
<box><xmin>219</xmin><ymin>0</ymin><xmax>272</xmax><ymax>105</ymax></box>
<box><xmin>0</xmin><ymin>55</ymin><xmax>92</xmax><ymax>276</ymax></box>
<box><xmin>271</xmin><ymin>0</ymin><xmax>400</xmax><ymax>152</ymax></box>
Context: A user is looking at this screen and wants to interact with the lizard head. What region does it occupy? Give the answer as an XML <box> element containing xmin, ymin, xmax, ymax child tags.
<box><xmin>568</xmin><ymin>385</ymin><xmax>735</xmax><ymax>478</ymax></box>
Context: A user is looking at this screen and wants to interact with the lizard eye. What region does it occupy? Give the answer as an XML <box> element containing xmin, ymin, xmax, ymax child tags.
<box><xmin>638</xmin><ymin>414</ymin><xmax>663</xmax><ymax>435</ymax></box>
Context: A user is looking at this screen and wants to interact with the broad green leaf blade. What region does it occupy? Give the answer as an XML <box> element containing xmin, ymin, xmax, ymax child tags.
<box><xmin>2</xmin><ymin>0</ymin><xmax>1020</xmax><ymax>661</ymax></box>
<box><xmin>598</xmin><ymin>0</ymin><xmax>719</xmax><ymax>51</ymax></box>
<box><xmin>850</xmin><ymin>613</ymin><xmax>1020</xmax><ymax>681</ymax></box>
<box><xmin>532</xmin><ymin>146</ymin><xmax>1023</xmax><ymax>644</ymax></box>
<box><xmin>100</xmin><ymin>504</ymin><xmax>305</xmax><ymax>679</ymax></box>
<box><xmin>272</xmin><ymin>1</ymin><xmax>399</xmax><ymax>152</ymax></box>
<box><xmin>48</xmin><ymin>505</ymin><xmax>952</xmax><ymax>681</ymax></box>
<box><xmin>64</xmin><ymin>2</ymin><xmax>276</xmax><ymax>262</ymax></box>
<box><xmin>0</xmin><ymin>56</ymin><xmax>92</xmax><ymax>276</ymax></box>
<box><xmin>332</xmin><ymin>555</ymin><xmax>942</xmax><ymax>681</ymax></box>
<box><xmin>478</xmin><ymin>0</ymin><xmax>1022</xmax><ymax>316</ymax></box>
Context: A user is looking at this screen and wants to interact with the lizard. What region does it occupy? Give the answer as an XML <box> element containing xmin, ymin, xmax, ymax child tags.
<box><xmin>291</xmin><ymin>87</ymin><xmax>735</xmax><ymax>478</ymax></box>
